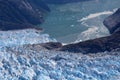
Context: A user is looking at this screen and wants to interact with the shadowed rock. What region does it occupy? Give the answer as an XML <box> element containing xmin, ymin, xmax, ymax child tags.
<box><xmin>0</xmin><ymin>0</ymin><xmax>50</xmax><ymax>30</ymax></box>
<box><xmin>59</xmin><ymin>31</ymin><xmax>120</xmax><ymax>53</ymax></box>
<box><xmin>40</xmin><ymin>42</ymin><xmax>62</xmax><ymax>50</ymax></box>
<box><xmin>103</xmin><ymin>8</ymin><xmax>120</xmax><ymax>34</ymax></box>
<box><xmin>0</xmin><ymin>20</ymin><xmax>43</xmax><ymax>31</ymax></box>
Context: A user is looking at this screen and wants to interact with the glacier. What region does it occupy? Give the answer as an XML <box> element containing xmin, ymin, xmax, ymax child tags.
<box><xmin>0</xmin><ymin>29</ymin><xmax>56</xmax><ymax>48</ymax></box>
<box><xmin>0</xmin><ymin>29</ymin><xmax>120</xmax><ymax>80</ymax></box>
<box><xmin>0</xmin><ymin>46</ymin><xmax>120</xmax><ymax>80</ymax></box>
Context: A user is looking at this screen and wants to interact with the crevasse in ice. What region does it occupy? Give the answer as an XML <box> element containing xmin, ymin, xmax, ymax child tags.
<box><xmin>0</xmin><ymin>29</ymin><xmax>120</xmax><ymax>80</ymax></box>
<box><xmin>0</xmin><ymin>45</ymin><xmax>120</xmax><ymax>80</ymax></box>
<box><xmin>0</xmin><ymin>29</ymin><xmax>56</xmax><ymax>48</ymax></box>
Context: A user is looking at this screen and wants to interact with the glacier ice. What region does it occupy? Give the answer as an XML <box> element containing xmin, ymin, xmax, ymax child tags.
<box><xmin>0</xmin><ymin>29</ymin><xmax>56</xmax><ymax>48</ymax></box>
<box><xmin>0</xmin><ymin>29</ymin><xmax>120</xmax><ymax>80</ymax></box>
<box><xmin>0</xmin><ymin>45</ymin><xmax>120</xmax><ymax>80</ymax></box>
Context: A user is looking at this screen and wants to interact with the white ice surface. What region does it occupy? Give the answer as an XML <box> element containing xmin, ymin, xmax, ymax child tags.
<box><xmin>0</xmin><ymin>29</ymin><xmax>56</xmax><ymax>48</ymax></box>
<box><xmin>0</xmin><ymin>45</ymin><xmax>120</xmax><ymax>80</ymax></box>
<box><xmin>0</xmin><ymin>28</ymin><xmax>119</xmax><ymax>80</ymax></box>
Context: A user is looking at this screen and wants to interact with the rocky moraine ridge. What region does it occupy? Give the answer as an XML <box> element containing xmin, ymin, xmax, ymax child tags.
<box><xmin>0</xmin><ymin>0</ymin><xmax>120</xmax><ymax>54</ymax></box>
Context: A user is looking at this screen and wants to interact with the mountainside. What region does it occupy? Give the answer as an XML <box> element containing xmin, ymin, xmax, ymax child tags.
<box><xmin>0</xmin><ymin>0</ymin><xmax>50</xmax><ymax>30</ymax></box>
<box><xmin>59</xmin><ymin>31</ymin><xmax>120</xmax><ymax>53</ymax></box>
<box><xmin>103</xmin><ymin>8</ymin><xmax>120</xmax><ymax>34</ymax></box>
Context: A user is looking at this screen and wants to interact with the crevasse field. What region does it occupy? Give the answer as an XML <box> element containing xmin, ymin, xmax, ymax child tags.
<box><xmin>0</xmin><ymin>29</ymin><xmax>120</xmax><ymax>80</ymax></box>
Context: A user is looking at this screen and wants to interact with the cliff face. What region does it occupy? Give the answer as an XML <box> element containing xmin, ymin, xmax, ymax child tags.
<box><xmin>103</xmin><ymin>8</ymin><xmax>120</xmax><ymax>34</ymax></box>
<box><xmin>59</xmin><ymin>31</ymin><xmax>120</xmax><ymax>53</ymax></box>
<box><xmin>0</xmin><ymin>0</ymin><xmax>50</xmax><ymax>30</ymax></box>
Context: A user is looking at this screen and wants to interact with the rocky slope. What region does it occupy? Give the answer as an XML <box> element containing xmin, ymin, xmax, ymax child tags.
<box><xmin>0</xmin><ymin>0</ymin><xmax>50</xmax><ymax>30</ymax></box>
<box><xmin>59</xmin><ymin>31</ymin><xmax>120</xmax><ymax>53</ymax></box>
<box><xmin>0</xmin><ymin>0</ymin><xmax>93</xmax><ymax>31</ymax></box>
<box><xmin>103</xmin><ymin>8</ymin><xmax>120</xmax><ymax>34</ymax></box>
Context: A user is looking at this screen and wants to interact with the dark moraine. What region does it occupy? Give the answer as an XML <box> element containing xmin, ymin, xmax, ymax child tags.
<box><xmin>0</xmin><ymin>0</ymin><xmax>50</xmax><ymax>30</ymax></box>
<box><xmin>40</xmin><ymin>42</ymin><xmax>62</xmax><ymax>50</ymax></box>
<box><xmin>59</xmin><ymin>31</ymin><xmax>120</xmax><ymax>53</ymax></box>
<box><xmin>103</xmin><ymin>8</ymin><xmax>120</xmax><ymax>34</ymax></box>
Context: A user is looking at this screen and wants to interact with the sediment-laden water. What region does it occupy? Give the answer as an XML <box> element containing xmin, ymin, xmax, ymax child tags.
<box><xmin>41</xmin><ymin>0</ymin><xmax>120</xmax><ymax>43</ymax></box>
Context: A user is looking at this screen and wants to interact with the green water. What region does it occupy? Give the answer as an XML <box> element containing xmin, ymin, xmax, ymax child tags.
<box><xmin>40</xmin><ymin>0</ymin><xmax>120</xmax><ymax>43</ymax></box>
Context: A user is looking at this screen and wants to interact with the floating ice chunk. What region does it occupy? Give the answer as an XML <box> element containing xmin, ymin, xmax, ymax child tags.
<box><xmin>78</xmin><ymin>11</ymin><xmax>114</xmax><ymax>22</ymax></box>
<box><xmin>75</xmin><ymin>9</ymin><xmax>117</xmax><ymax>42</ymax></box>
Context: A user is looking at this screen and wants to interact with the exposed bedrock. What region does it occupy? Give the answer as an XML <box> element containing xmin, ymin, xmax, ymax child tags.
<box><xmin>0</xmin><ymin>20</ymin><xmax>43</xmax><ymax>31</ymax></box>
<box><xmin>0</xmin><ymin>0</ymin><xmax>50</xmax><ymax>30</ymax></box>
<box><xmin>103</xmin><ymin>8</ymin><xmax>120</xmax><ymax>34</ymax></box>
<box><xmin>59</xmin><ymin>31</ymin><xmax>120</xmax><ymax>53</ymax></box>
<box><xmin>40</xmin><ymin>42</ymin><xmax>62</xmax><ymax>50</ymax></box>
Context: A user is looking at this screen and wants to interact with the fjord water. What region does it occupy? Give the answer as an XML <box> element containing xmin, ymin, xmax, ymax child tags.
<box><xmin>41</xmin><ymin>0</ymin><xmax>120</xmax><ymax>43</ymax></box>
